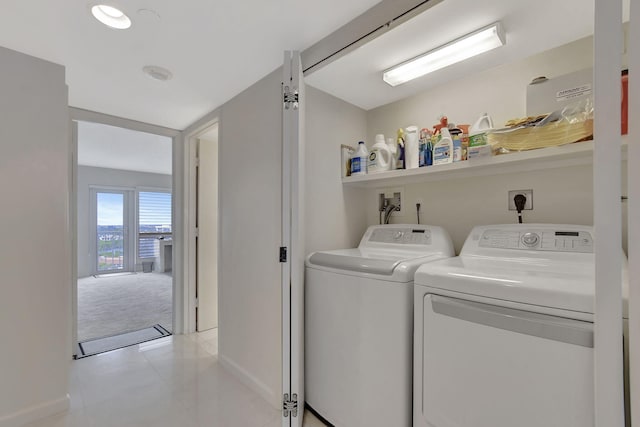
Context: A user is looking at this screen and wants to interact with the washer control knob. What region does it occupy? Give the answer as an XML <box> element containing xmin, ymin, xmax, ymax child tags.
<box><xmin>394</xmin><ymin>231</ymin><xmax>404</xmax><ymax>240</ymax></box>
<box><xmin>521</xmin><ymin>232</ymin><xmax>540</xmax><ymax>247</ymax></box>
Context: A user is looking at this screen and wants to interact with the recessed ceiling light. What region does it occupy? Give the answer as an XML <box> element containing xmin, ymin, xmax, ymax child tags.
<box><xmin>91</xmin><ymin>5</ymin><xmax>132</xmax><ymax>29</ymax></box>
<box><xmin>143</xmin><ymin>66</ymin><xmax>173</xmax><ymax>82</ymax></box>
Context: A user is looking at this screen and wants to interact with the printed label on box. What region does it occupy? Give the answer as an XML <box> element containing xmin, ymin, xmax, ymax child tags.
<box><xmin>556</xmin><ymin>84</ymin><xmax>592</xmax><ymax>102</ymax></box>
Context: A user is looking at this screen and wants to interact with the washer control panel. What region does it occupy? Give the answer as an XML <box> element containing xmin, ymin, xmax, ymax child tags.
<box><xmin>369</xmin><ymin>227</ymin><xmax>432</xmax><ymax>245</ymax></box>
<box><xmin>478</xmin><ymin>229</ymin><xmax>593</xmax><ymax>252</ymax></box>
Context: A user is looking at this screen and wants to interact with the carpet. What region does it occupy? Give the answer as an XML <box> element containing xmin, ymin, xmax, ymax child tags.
<box><xmin>77</xmin><ymin>324</ymin><xmax>171</xmax><ymax>358</ymax></box>
<box><xmin>77</xmin><ymin>272</ymin><xmax>172</xmax><ymax>342</ymax></box>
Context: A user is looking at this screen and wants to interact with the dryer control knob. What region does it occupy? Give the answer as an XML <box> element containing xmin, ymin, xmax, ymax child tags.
<box><xmin>522</xmin><ymin>232</ymin><xmax>540</xmax><ymax>247</ymax></box>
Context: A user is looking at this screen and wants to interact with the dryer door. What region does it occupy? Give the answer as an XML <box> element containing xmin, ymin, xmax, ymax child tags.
<box><xmin>416</xmin><ymin>294</ymin><xmax>595</xmax><ymax>427</ymax></box>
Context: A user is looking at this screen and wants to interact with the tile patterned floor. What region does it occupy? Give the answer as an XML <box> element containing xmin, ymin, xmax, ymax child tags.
<box><xmin>25</xmin><ymin>329</ymin><xmax>325</xmax><ymax>427</ymax></box>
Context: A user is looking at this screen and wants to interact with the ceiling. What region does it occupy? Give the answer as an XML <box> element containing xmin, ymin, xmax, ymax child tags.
<box><xmin>78</xmin><ymin>121</ymin><xmax>172</xmax><ymax>174</ymax></box>
<box><xmin>306</xmin><ymin>0</ymin><xmax>629</xmax><ymax>111</ymax></box>
<box><xmin>0</xmin><ymin>0</ymin><xmax>629</xmax><ymax>131</ymax></box>
<box><xmin>0</xmin><ymin>0</ymin><xmax>382</xmax><ymax>130</ymax></box>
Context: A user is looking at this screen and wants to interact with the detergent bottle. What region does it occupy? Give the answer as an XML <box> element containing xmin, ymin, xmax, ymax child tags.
<box><xmin>368</xmin><ymin>134</ymin><xmax>392</xmax><ymax>173</ymax></box>
<box><xmin>350</xmin><ymin>141</ymin><xmax>368</xmax><ymax>176</ymax></box>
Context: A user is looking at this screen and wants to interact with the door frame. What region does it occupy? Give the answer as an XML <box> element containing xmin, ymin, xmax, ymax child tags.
<box><xmin>282</xmin><ymin>50</ymin><xmax>305</xmax><ymax>427</ymax></box>
<box><xmin>69</xmin><ymin>108</ymin><xmax>182</xmax><ymax>357</ymax></box>
<box><xmin>182</xmin><ymin>115</ymin><xmax>221</xmax><ymax>334</ymax></box>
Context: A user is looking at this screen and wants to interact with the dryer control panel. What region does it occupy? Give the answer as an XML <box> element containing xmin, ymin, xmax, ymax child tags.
<box><xmin>478</xmin><ymin>229</ymin><xmax>593</xmax><ymax>253</ymax></box>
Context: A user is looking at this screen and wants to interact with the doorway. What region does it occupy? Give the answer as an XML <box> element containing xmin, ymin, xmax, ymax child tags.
<box><xmin>75</xmin><ymin>119</ymin><xmax>175</xmax><ymax>356</ymax></box>
<box><xmin>185</xmin><ymin>122</ymin><xmax>219</xmax><ymax>334</ymax></box>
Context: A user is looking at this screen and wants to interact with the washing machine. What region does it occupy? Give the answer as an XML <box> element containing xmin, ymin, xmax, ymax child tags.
<box><xmin>305</xmin><ymin>224</ymin><xmax>454</xmax><ymax>427</ymax></box>
<box><xmin>413</xmin><ymin>224</ymin><xmax>629</xmax><ymax>427</ymax></box>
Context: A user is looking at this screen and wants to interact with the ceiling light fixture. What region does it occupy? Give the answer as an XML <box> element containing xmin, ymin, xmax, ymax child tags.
<box><xmin>91</xmin><ymin>5</ymin><xmax>132</xmax><ymax>29</ymax></box>
<box><xmin>383</xmin><ymin>22</ymin><xmax>506</xmax><ymax>87</ymax></box>
<box><xmin>143</xmin><ymin>66</ymin><xmax>173</xmax><ymax>82</ymax></box>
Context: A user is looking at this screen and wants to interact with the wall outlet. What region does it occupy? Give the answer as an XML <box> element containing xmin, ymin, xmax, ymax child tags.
<box><xmin>508</xmin><ymin>189</ymin><xmax>533</xmax><ymax>210</ymax></box>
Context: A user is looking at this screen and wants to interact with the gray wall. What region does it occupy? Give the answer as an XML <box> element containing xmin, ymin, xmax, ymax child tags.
<box><xmin>0</xmin><ymin>46</ymin><xmax>70</xmax><ymax>426</ymax></box>
<box><xmin>217</xmin><ymin>68</ymin><xmax>284</xmax><ymax>407</ymax></box>
<box><xmin>305</xmin><ymin>86</ymin><xmax>368</xmax><ymax>254</ymax></box>
<box><xmin>214</xmin><ymin>69</ymin><xmax>369</xmax><ymax>408</ymax></box>
<box><xmin>77</xmin><ymin>165</ymin><xmax>171</xmax><ymax>278</ymax></box>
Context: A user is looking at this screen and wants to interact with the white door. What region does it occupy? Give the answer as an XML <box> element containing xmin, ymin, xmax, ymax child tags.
<box><xmin>282</xmin><ymin>50</ymin><xmax>305</xmax><ymax>427</ymax></box>
<box><xmin>196</xmin><ymin>132</ymin><xmax>219</xmax><ymax>331</ymax></box>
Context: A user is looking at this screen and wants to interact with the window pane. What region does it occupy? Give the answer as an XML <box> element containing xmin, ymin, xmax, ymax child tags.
<box><xmin>138</xmin><ymin>191</ymin><xmax>172</xmax><ymax>259</ymax></box>
<box><xmin>97</xmin><ymin>192</ymin><xmax>124</xmax><ymax>271</ymax></box>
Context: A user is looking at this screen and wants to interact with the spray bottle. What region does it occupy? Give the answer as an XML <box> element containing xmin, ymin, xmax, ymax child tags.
<box><xmin>433</xmin><ymin>128</ymin><xmax>453</xmax><ymax>165</ymax></box>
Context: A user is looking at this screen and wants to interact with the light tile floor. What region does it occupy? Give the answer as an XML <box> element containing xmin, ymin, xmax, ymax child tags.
<box><xmin>25</xmin><ymin>330</ymin><xmax>326</xmax><ymax>427</ymax></box>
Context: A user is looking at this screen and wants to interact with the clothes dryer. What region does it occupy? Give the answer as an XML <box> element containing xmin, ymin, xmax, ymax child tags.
<box><xmin>306</xmin><ymin>224</ymin><xmax>454</xmax><ymax>427</ymax></box>
<box><xmin>413</xmin><ymin>224</ymin><xmax>629</xmax><ymax>427</ymax></box>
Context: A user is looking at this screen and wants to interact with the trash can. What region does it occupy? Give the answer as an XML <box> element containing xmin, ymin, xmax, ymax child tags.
<box><xmin>142</xmin><ymin>261</ymin><xmax>153</xmax><ymax>273</ymax></box>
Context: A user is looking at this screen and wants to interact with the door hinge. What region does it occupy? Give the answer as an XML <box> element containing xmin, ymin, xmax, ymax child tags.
<box><xmin>283</xmin><ymin>393</ymin><xmax>298</xmax><ymax>418</ymax></box>
<box><xmin>194</xmin><ymin>227</ymin><xmax>199</xmax><ymax>238</ymax></box>
<box><xmin>279</xmin><ymin>246</ymin><xmax>288</xmax><ymax>263</ymax></box>
<box><xmin>283</xmin><ymin>86</ymin><xmax>299</xmax><ymax>110</ymax></box>
<box><xmin>195</xmin><ymin>297</ymin><xmax>199</xmax><ymax>308</ymax></box>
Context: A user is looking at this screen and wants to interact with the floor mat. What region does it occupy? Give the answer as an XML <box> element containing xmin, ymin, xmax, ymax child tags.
<box><xmin>77</xmin><ymin>324</ymin><xmax>171</xmax><ymax>358</ymax></box>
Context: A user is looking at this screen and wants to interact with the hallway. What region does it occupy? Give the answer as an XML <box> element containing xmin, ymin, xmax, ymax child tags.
<box><xmin>26</xmin><ymin>330</ymin><xmax>324</xmax><ymax>427</ymax></box>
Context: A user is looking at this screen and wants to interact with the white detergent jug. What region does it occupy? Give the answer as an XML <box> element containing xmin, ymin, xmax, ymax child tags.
<box><xmin>368</xmin><ymin>134</ymin><xmax>392</xmax><ymax>173</ymax></box>
<box><xmin>469</xmin><ymin>113</ymin><xmax>494</xmax><ymax>147</ymax></box>
<box><xmin>404</xmin><ymin>126</ymin><xmax>419</xmax><ymax>169</ymax></box>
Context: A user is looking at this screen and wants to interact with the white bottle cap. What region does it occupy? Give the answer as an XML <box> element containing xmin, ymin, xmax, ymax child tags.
<box><xmin>375</xmin><ymin>134</ymin><xmax>385</xmax><ymax>144</ymax></box>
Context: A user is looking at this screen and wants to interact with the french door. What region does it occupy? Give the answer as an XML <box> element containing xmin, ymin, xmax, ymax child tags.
<box><xmin>91</xmin><ymin>188</ymin><xmax>134</xmax><ymax>274</ymax></box>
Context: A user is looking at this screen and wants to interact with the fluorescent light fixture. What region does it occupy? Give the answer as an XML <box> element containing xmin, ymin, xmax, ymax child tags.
<box><xmin>91</xmin><ymin>5</ymin><xmax>132</xmax><ymax>29</ymax></box>
<box><xmin>383</xmin><ymin>22</ymin><xmax>506</xmax><ymax>87</ymax></box>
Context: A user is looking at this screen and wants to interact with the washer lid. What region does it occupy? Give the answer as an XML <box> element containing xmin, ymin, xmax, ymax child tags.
<box><xmin>306</xmin><ymin>224</ymin><xmax>455</xmax><ymax>281</ymax></box>
<box><xmin>307</xmin><ymin>248</ymin><xmax>449</xmax><ymax>281</ymax></box>
<box><xmin>308</xmin><ymin>249</ymin><xmax>401</xmax><ymax>275</ymax></box>
<box><xmin>415</xmin><ymin>256</ymin><xmax>629</xmax><ymax>316</ymax></box>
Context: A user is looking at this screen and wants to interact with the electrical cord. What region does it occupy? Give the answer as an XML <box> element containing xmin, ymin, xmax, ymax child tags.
<box><xmin>514</xmin><ymin>194</ymin><xmax>527</xmax><ymax>224</ymax></box>
<box><xmin>416</xmin><ymin>203</ymin><xmax>421</xmax><ymax>224</ymax></box>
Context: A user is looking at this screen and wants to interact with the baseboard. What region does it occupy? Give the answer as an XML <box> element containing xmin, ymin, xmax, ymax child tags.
<box><xmin>218</xmin><ymin>353</ymin><xmax>280</xmax><ymax>409</ymax></box>
<box><xmin>0</xmin><ymin>394</ymin><xmax>70</xmax><ymax>427</ymax></box>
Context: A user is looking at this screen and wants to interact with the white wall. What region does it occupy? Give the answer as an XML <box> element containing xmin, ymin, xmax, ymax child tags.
<box><xmin>363</xmin><ymin>35</ymin><xmax>629</xmax><ymax>253</ymax></box>
<box><xmin>76</xmin><ymin>165</ymin><xmax>172</xmax><ymax>278</ymax></box>
<box><xmin>305</xmin><ymin>86</ymin><xmax>369</xmax><ymax>254</ymax></box>
<box><xmin>217</xmin><ymin>69</ymin><xmax>283</xmax><ymax>407</ymax></box>
<box><xmin>0</xmin><ymin>46</ymin><xmax>71</xmax><ymax>426</ymax></box>
<box><xmin>210</xmin><ymin>67</ymin><xmax>370</xmax><ymax>409</ymax></box>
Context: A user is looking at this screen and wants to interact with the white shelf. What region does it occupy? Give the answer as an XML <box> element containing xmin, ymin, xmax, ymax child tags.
<box><xmin>342</xmin><ymin>138</ymin><xmax>628</xmax><ymax>188</ymax></box>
